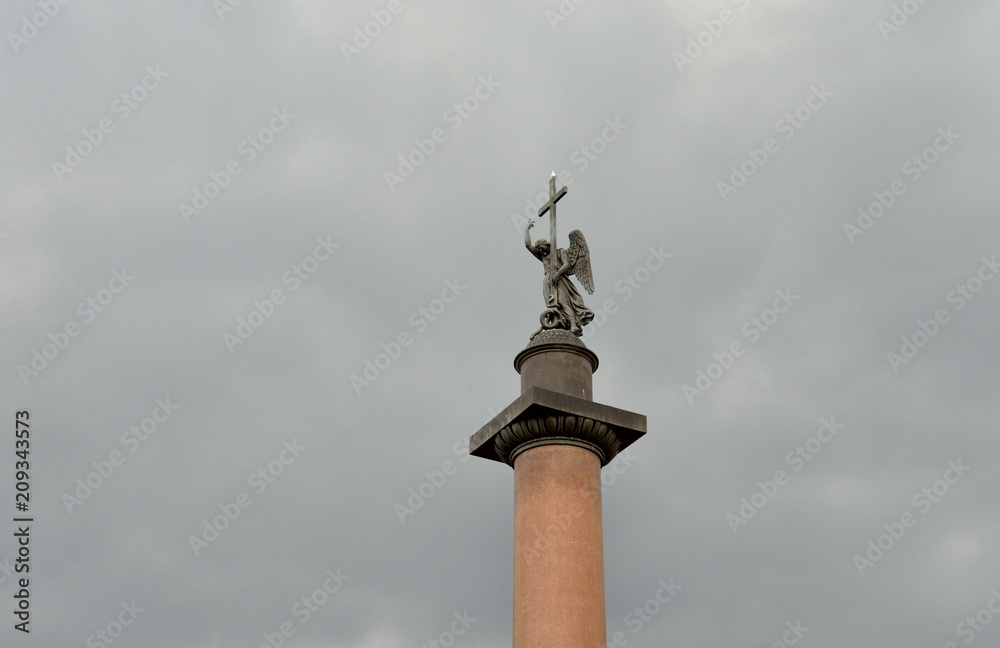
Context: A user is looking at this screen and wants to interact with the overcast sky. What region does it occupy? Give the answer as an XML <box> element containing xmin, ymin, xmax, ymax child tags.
<box><xmin>2</xmin><ymin>1</ymin><xmax>999</xmax><ymax>647</ymax></box>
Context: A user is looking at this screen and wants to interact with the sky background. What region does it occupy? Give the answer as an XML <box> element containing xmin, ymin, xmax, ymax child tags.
<box><xmin>2</xmin><ymin>1</ymin><xmax>999</xmax><ymax>647</ymax></box>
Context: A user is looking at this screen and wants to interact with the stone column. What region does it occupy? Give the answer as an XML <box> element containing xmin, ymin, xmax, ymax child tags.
<box><xmin>469</xmin><ymin>330</ymin><xmax>646</xmax><ymax>648</ymax></box>
<box><xmin>512</xmin><ymin>336</ymin><xmax>604</xmax><ymax>648</ymax></box>
<box><xmin>513</xmin><ymin>443</ymin><xmax>605</xmax><ymax>648</ymax></box>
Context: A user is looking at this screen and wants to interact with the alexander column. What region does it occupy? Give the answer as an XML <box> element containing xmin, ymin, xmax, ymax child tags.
<box><xmin>470</xmin><ymin>174</ymin><xmax>646</xmax><ymax>648</ymax></box>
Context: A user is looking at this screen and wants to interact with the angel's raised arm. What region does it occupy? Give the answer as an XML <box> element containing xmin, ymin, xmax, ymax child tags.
<box><xmin>524</xmin><ymin>221</ymin><xmax>545</xmax><ymax>261</ymax></box>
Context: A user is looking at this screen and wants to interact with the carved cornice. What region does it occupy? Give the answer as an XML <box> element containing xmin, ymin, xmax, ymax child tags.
<box><xmin>469</xmin><ymin>386</ymin><xmax>646</xmax><ymax>468</ymax></box>
<box><xmin>494</xmin><ymin>415</ymin><xmax>621</xmax><ymax>467</ymax></box>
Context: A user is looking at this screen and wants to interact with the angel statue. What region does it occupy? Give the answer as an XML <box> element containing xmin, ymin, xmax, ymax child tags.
<box><xmin>525</xmin><ymin>219</ymin><xmax>595</xmax><ymax>338</ymax></box>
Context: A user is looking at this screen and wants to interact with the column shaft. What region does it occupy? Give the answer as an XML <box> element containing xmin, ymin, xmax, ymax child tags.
<box><xmin>513</xmin><ymin>443</ymin><xmax>606</xmax><ymax>648</ymax></box>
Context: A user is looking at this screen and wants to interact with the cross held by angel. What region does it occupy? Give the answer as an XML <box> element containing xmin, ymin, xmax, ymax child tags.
<box><xmin>524</xmin><ymin>173</ymin><xmax>595</xmax><ymax>338</ymax></box>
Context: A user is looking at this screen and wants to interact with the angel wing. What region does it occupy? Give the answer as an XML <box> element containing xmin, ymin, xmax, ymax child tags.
<box><xmin>566</xmin><ymin>229</ymin><xmax>594</xmax><ymax>294</ymax></box>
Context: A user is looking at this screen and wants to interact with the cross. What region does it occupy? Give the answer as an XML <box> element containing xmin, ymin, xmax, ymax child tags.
<box><xmin>537</xmin><ymin>172</ymin><xmax>568</xmax><ymax>279</ymax></box>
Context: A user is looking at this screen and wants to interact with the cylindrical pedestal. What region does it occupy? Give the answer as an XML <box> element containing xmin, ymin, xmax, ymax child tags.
<box><xmin>513</xmin><ymin>443</ymin><xmax>605</xmax><ymax>648</ymax></box>
<box><xmin>515</xmin><ymin>335</ymin><xmax>598</xmax><ymax>401</ymax></box>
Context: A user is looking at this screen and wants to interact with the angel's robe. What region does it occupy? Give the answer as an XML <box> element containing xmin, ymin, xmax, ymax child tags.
<box><xmin>543</xmin><ymin>248</ymin><xmax>595</xmax><ymax>336</ymax></box>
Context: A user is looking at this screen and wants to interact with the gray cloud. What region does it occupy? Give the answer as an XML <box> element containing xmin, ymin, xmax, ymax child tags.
<box><xmin>2</xmin><ymin>1</ymin><xmax>999</xmax><ymax>647</ymax></box>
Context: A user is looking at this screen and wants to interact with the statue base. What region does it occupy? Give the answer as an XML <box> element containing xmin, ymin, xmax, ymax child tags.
<box><xmin>469</xmin><ymin>331</ymin><xmax>644</xmax><ymax>467</ymax></box>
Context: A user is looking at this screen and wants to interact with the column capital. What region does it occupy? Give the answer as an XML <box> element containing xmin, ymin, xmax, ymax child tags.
<box><xmin>470</xmin><ymin>386</ymin><xmax>646</xmax><ymax>467</ymax></box>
